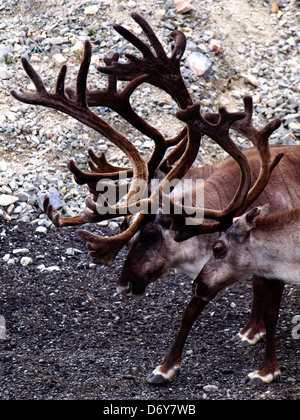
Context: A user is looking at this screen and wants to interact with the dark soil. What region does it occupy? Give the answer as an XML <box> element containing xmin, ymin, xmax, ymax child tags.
<box><xmin>0</xmin><ymin>219</ymin><xmax>299</xmax><ymax>400</ymax></box>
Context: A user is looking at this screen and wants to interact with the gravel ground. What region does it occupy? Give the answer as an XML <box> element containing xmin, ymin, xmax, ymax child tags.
<box><xmin>0</xmin><ymin>0</ymin><xmax>299</xmax><ymax>400</ymax></box>
<box><xmin>0</xmin><ymin>219</ymin><xmax>300</xmax><ymax>400</ymax></box>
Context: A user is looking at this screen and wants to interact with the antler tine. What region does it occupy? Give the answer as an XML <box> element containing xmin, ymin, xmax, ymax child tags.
<box><xmin>170</xmin><ymin>30</ymin><xmax>187</xmax><ymax>66</ymax></box>
<box><xmin>87</xmin><ymin>149</ymin><xmax>130</xmax><ymax>174</ymax></box>
<box><xmin>130</xmin><ymin>11</ymin><xmax>168</xmax><ymax>58</ymax></box>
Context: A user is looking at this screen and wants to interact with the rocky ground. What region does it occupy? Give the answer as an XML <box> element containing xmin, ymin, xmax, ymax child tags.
<box><xmin>0</xmin><ymin>0</ymin><xmax>299</xmax><ymax>400</ymax></box>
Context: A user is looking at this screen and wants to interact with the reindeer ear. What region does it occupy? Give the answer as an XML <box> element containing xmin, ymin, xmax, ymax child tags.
<box><xmin>245</xmin><ymin>207</ymin><xmax>262</xmax><ymax>226</ymax></box>
<box><xmin>232</xmin><ymin>205</ymin><xmax>268</xmax><ymax>237</ymax></box>
<box><xmin>245</xmin><ymin>205</ymin><xmax>269</xmax><ymax>227</ymax></box>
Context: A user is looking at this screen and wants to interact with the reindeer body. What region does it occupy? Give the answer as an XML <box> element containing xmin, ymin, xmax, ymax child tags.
<box><xmin>244</xmin><ymin>209</ymin><xmax>300</xmax><ymax>284</ymax></box>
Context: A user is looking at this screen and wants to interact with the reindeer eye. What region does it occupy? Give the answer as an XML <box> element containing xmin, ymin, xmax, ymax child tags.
<box><xmin>140</xmin><ymin>230</ymin><xmax>159</xmax><ymax>246</ymax></box>
<box><xmin>213</xmin><ymin>241</ymin><xmax>227</xmax><ymax>259</ymax></box>
<box><xmin>144</xmin><ymin>232</ymin><xmax>157</xmax><ymax>242</ymax></box>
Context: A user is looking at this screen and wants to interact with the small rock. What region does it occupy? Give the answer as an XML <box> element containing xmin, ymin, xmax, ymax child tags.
<box><xmin>14</xmin><ymin>191</ymin><xmax>29</xmax><ymax>202</ymax></box>
<box><xmin>209</xmin><ymin>39</ymin><xmax>222</xmax><ymax>54</ymax></box>
<box><xmin>173</xmin><ymin>0</ymin><xmax>192</xmax><ymax>14</ymax></box>
<box><xmin>0</xmin><ymin>161</ymin><xmax>8</xmax><ymax>172</ymax></box>
<box><xmin>37</xmin><ymin>264</ymin><xmax>60</xmax><ymax>272</ymax></box>
<box><xmin>108</xmin><ymin>221</ymin><xmax>119</xmax><ymax>231</ymax></box>
<box><xmin>84</xmin><ymin>5</ymin><xmax>99</xmax><ymax>15</ymax></box>
<box><xmin>187</xmin><ymin>52</ymin><xmax>212</xmax><ymax>76</ymax></box>
<box><xmin>127</xmin><ymin>0</ymin><xmax>137</xmax><ymax>8</ymax></box>
<box><xmin>0</xmin><ymin>194</ymin><xmax>19</xmax><ymax>207</ymax></box>
<box><xmin>241</xmin><ymin>73</ymin><xmax>259</xmax><ymax>87</ymax></box>
<box><xmin>36</xmin><ymin>226</ymin><xmax>47</xmax><ymax>234</ymax></box>
<box><xmin>71</xmin><ymin>41</ymin><xmax>84</xmax><ymax>57</ymax></box>
<box><xmin>271</xmin><ymin>3</ymin><xmax>280</xmax><ymax>13</ymax></box>
<box><xmin>0</xmin><ymin>65</ymin><xmax>13</xmax><ymax>80</ymax></box>
<box><xmin>203</xmin><ymin>384</ymin><xmax>218</xmax><ymax>393</ymax></box>
<box><xmin>12</xmin><ymin>248</ymin><xmax>29</xmax><ymax>255</ymax></box>
<box><xmin>44</xmin><ymin>36</ymin><xmax>66</xmax><ymax>46</ymax></box>
<box><xmin>20</xmin><ymin>256</ymin><xmax>33</xmax><ymax>266</ymax></box>
<box><xmin>52</xmin><ymin>53</ymin><xmax>67</xmax><ymax>67</ymax></box>
<box><xmin>0</xmin><ymin>45</ymin><xmax>11</xmax><ymax>63</ymax></box>
<box><xmin>65</xmin><ymin>247</ymin><xmax>83</xmax><ymax>256</ymax></box>
<box><xmin>0</xmin><ymin>315</ymin><xmax>6</xmax><ymax>339</ymax></box>
<box><xmin>266</xmin><ymin>99</ymin><xmax>277</xmax><ymax>108</ymax></box>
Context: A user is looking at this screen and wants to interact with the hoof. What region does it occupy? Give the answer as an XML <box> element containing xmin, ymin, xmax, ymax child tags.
<box><xmin>232</xmin><ymin>334</ymin><xmax>253</xmax><ymax>347</ymax></box>
<box><xmin>146</xmin><ymin>366</ymin><xmax>180</xmax><ymax>385</ymax></box>
<box><xmin>243</xmin><ymin>370</ymin><xmax>281</xmax><ymax>386</ymax></box>
<box><xmin>233</xmin><ymin>330</ymin><xmax>265</xmax><ymax>346</ymax></box>
<box><xmin>146</xmin><ymin>373</ymin><xmax>169</xmax><ymax>385</ymax></box>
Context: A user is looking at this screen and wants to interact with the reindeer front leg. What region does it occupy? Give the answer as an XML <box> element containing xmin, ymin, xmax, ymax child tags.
<box><xmin>237</xmin><ymin>276</ymin><xmax>267</xmax><ymax>345</ymax></box>
<box><xmin>147</xmin><ymin>297</ymin><xmax>209</xmax><ymax>384</ymax></box>
<box><xmin>245</xmin><ymin>279</ymin><xmax>284</xmax><ymax>385</ymax></box>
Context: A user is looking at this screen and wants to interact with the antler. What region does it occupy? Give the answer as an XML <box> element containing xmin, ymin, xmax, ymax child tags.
<box><xmin>11</xmin><ymin>14</ymin><xmax>199</xmax><ymax>266</ymax></box>
<box><xmin>10</xmin><ymin>40</ymin><xmax>155</xmax><ymax>263</ymax></box>
<box><xmin>173</xmin><ymin>97</ymin><xmax>283</xmax><ymax>241</ymax></box>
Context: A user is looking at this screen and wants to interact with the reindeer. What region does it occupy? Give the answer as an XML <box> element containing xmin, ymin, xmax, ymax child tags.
<box><xmin>193</xmin><ymin>205</ymin><xmax>300</xmax><ymax>384</ymax></box>
<box><xmin>10</xmin><ymin>13</ymin><xmax>300</xmax><ymax>385</ymax></box>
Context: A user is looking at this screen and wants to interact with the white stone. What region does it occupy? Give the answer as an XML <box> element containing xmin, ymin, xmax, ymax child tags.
<box><xmin>52</xmin><ymin>53</ymin><xmax>67</xmax><ymax>67</ymax></box>
<box><xmin>0</xmin><ymin>65</ymin><xmax>13</xmax><ymax>79</ymax></box>
<box><xmin>71</xmin><ymin>41</ymin><xmax>84</xmax><ymax>56</ymax></box>
<box><xmin>173</xmin><ymin>0</ymin><xmax>191</xmax><ymax>14</ymax></box>
<box><xmin>0</xmin><ymin>194</ymin><xmax>18</xmax><ymax>207</ymax></box>
<box><xmin>0</xmin><ymin>315</ymin><xmax>6</xmax><ymax>339</ymax></box>
<box><xmin>13</xmin><ymin>248</ymin><xmax>29</xmax><ymax>255</ymax></box>
<box><xmin>0</xmin><ymin>160</ymin><xmax>7</xmax><ymax>171</ymax></box>
<box><xmin>20</xmin><ymin>257</ymin><xmax>33</xmax><ymax>266</ymax></box>
<box><xmin>84</xmin><ymin>5</ymin><xmax>99</xmax><ymax>15</ymax></box>
<box><xmin>203</xmin><ymin>384</ymin><xmax>218</xmax><ymax>393</ymax></box>
<box><xmin>108</xmin><ymin>221</ymin><xmax>119</xmax><ymax>231</ymax></box>
<box><xmin>36</xmin><ymin>226</ymin><xmax>47</xmax><ymax>234</ymax></box>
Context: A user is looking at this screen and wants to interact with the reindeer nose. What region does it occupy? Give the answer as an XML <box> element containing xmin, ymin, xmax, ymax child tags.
<box><xmin>192</xmin><ymin>277</ymin><xmax>210</xmax><ymax>299</ymax></box>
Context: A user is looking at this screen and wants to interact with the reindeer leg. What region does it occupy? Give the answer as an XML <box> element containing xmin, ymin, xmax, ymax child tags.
<box><xmin>237</xmin><ymin>276</ymin><xmax>267</xmax><ymax>345</ymax></box>
<box><xmin>147</xmin><ymin>297</ymin><xmax>209</xmax><ymax>384</ymax></box>
<box><xmin>245</xmin><ymin>279</ymin><xmax>284</xmax><ymax>385</ymax></box>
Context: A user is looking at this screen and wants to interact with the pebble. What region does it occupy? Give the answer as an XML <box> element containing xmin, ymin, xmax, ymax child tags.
<box><xmin>52</xmin><ymin>53</ymin><xmax>67</xmax><ymax>66</ymax></box>
<box><xmin>12</xmin><ymin>248</ymin><xmax>29</xmax><ymax>255</ymax></box>
<box><xmin>0</xmin><ymin>194</ymin><xmax>19</xmax><ymax>207</ymax></box>
<box><xmin>203</xmin><ymin>384</ymin><xmax>219</xmax><ymax>393</ymax></box>
<box><xmin>84</xmin><ymin>5</ymin><xmax>99</xmax><ymax>15</ymax></box>
<box><xmin>35</xmin><ymin>226</ymin><xmax>47</xmax><ymax>234</ymax></box>
<box><xmin>173</xmin><ymin>0</ymin><xmax>192</xmax><ymax>14</ymax></box>
<box><xmin>0</xmin><ymin>65</ymin><xmax>13</xmax><ymax>80</ymax></box>
<box><xmin>20</xmin><ymin>256</ymin><xmax>33</xmax><ymax>266</ymax></box>
<box><xmin>187</xmin><ymin>52</ymin><xmax>212</xmax><ymax>76</ymax></box>
<box><xmin>0</xmin><ymin>315</ymin><xmax>6</xmax><ymax>340</ymax></box>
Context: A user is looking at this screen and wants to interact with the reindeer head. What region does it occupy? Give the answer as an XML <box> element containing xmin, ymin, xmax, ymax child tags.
<box><xmin>192</xmin><ymin>206</ymin><xmax>270</xmax><ymax>300</ymax></box>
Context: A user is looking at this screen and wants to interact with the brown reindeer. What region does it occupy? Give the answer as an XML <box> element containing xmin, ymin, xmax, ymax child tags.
<box><xmin>193</xmin><ymin>205</ymin><xmax>300</xmax><ymax>384</ymax></box>
<box><xmin>10</xmin><ymin>13</ymin><xmax>299</xmax><ymax>385</ymax></box>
